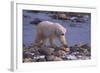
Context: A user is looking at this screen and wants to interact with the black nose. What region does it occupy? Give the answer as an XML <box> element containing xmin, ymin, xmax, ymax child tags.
<box><xmin>61</xmin><ymin>33</ymin><xmax>64</xmax><ymax>35</ymax></box>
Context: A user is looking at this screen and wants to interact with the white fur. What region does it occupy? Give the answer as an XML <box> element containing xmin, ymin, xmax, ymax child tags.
<box><xmin>37</xmin><ymin>21</ymin><xmax>66</xmax><ymax>37</ymax></box>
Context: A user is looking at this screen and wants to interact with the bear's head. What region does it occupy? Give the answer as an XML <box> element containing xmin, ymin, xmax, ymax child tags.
<box><xmin>55</xmin><ymin>23</ymin><xmax>66</xmax><ymax>37</ymax></box>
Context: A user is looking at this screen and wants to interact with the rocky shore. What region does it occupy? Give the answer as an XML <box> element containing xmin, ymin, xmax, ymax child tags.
<box><xmin>23</xmin><ymin>44</ymin><xmax>91</xmax><ymax>62</ymax></box>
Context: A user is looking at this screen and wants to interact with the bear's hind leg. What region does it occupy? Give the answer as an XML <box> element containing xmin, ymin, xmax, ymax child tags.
<box><xmin>34</xmin><ymin>33</ymin><xmax>44</xmax><ymax>47</ymax></box>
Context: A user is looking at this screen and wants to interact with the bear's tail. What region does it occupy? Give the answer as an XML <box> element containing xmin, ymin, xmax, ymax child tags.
<box><xmin>30</xmin><ymin>18</ymin><xmax>42</xmax><ymax>26</ymax></box>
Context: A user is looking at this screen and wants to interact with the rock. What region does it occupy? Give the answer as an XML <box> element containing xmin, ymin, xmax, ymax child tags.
<box><xmin>29</xmin><ymin>47</ymin><xmax>40</xmax><ymax>55</ymax></box>
<box><xmin>50</xmin><ymin>12</ymin><xmax>68</xmax><ymax>20</ymax></box>
<box><xmin>34</xmin><ymin>55</ymin><xmax>45</xmax><ymax>60</ymax></box>
<box><xmin>23</xmin><ymin>15</ymin><xmax>31</xmax><ymax>19</ymax></box>
<box><xmin>57</xmin><ymin>13</ymin><xmax>68</xmax><ymax>20</ymax></box>
<box><xmin>54</xmin><ymin>50</ymin><xmax>66</xmax><ymax>58</ymax></box>
<box><xmin>55</xmin><ymin>45</ymin><xmax>70</xmax><ymax>52</ymax></box>
<box><xmin>75</xmin><ymin>44</ymin><xmax>90</xmax><ymax>49</ymax></box>
<box><xmin>71</xmin><ymin>52</ymin><xmax>80</xmax><ymax>55</ymax></box>
<box><xmin>76</xmin><ymin>55</ymin><xmax>83</xmax><ymax>59</ymax></box>
<box><xmin>76</xmin><ymin>55</ymin><xmax>90</xmax><ymax>60</ymax></box>
<box><xmin>23</xmin><ymin>58</ymin><xmax>33</xmax><ymax>62</ymax></box>
<box><xmin>46</xmin><ymin>55</ymin><xmax>55</xmax><ymax>61</ymax></box>
<box><xmin>53</xmin><ymin>56</ymin><xmax>63</xmax><ymax>61</ymax></box>
<box><xmin>35</xmin><ymin>55</ymin><xmax>46</xmax><ymax>62</ymax></box>
<box><xmin>46</xmin><ymin>55</ymin><xmax>63</xmax><ymax>61</ymax></box>
<box><xmin>23</xmin><ymin>51</ymin><xmax>34</xmax><ymax>59</ymax></box>
<box><xmin>36</xmin><ymin>58</ymin><xmax>46</xmax><ymax>62</ymax></box>
<box><xmin>79</xmin><ymin>44</ymin><xmax>91</xmax><ymax>52</ymax></box>
<box><xmin>69</xmin><ymin>45</ymin><xmax>79</xmax><ymax>52</ymax></box>
<box><xmin>60</xmin><ymin>46</ymin><xmax>70</xmax><ymax>52</ymax></box>
<box><xmin>65</xmin><ymin>55</ymin><xmax>77</xmax><ymax>60</ymax></box>
<box><xmin>38</xmin><ymin>47</ymin><xmax>54</xmax><ymax>55</ymax></box>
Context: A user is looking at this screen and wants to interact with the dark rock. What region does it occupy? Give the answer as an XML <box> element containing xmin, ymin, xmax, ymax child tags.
<box><xmin>79</xmin><ymin>44</ymin><xmax>91</xmax><ymax>52</ymax></box>
<box><xmin>38</xmin><ymin>47</ymin><xmax>55</xmax><ymax>56</ymax></box>
<box><xmin>30</xmin><ymin>18</ymin><xmax>42</xmax><ymax>25</ymax></box>
<box><xmin>23</xmin><ymin>15</ymin><xmax>31</xmax><ymax>19</ymax></box>
<box><xmin>69</xmin><ymin>46</ymin><xmax>79</xmax><ymax>53</ymax></box>
<box><xmin>46</xmin><ymin>55</ymin><xmax>55</xmax><ymax>61</ymax></box>
<box><xmin>29</xmin><ymin>47</ymin><xmax>40</xmax><ymax>55</ymax></box>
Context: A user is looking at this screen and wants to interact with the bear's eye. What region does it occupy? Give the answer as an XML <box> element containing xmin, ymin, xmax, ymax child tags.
<box><xmin>61</xmin><ymin>33</ymin><xmax>64</xmax><ymax>35</ymax></box>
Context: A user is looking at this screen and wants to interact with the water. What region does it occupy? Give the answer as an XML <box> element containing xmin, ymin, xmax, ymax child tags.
<box><xmin>23</xmin><ymin>10</ymin><xmax>91</xmax><ymax>47</ymax></box>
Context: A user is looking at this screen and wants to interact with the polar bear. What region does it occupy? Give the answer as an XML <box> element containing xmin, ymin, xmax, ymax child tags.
<box><xmin>30</xmin><ymin>19</ymin><xmax>68</xmax><ymax>48</ymax></box>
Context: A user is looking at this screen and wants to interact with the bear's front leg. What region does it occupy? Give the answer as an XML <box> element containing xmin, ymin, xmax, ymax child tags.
<box><xmin>59</xmin><ymin>36</ymin><xmax>68</xmax><ymax>48</ymax></box>
<box><xmin>49</xmin><ymin>36</ymin><xmax>57</xmax><ymax>48</ymax></box>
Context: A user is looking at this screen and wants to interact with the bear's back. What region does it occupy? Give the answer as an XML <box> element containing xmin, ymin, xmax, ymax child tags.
<box><xmin>37</xmin><ymin>21</ymin><xmax>56</xmax><ymax>37</ymax></box>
